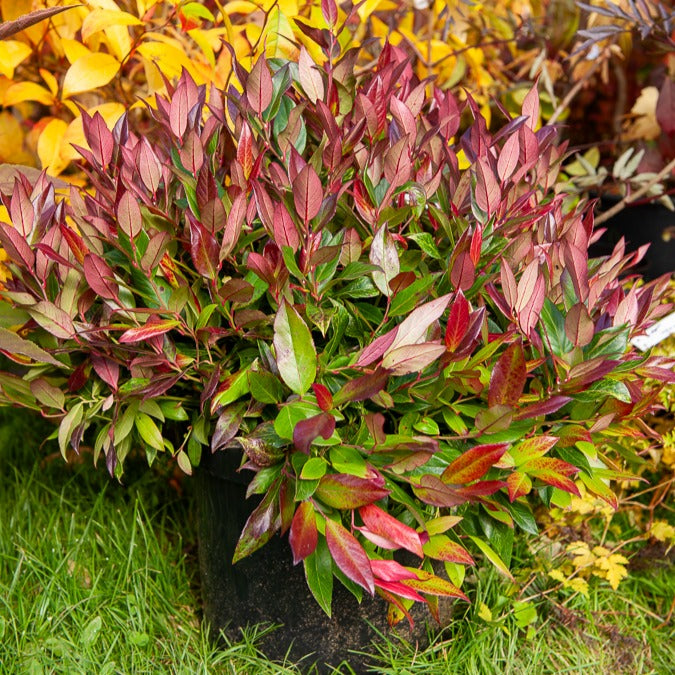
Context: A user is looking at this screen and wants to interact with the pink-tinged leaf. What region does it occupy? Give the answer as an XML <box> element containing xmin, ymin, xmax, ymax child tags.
<box><xmin>237</xmin><ymin>121</ymin><xmax>254</xmax><ymax>181</ymax></box>
<box><xmin>375</xmin><ymin>579</ymin><xmax>426</xmax><ymax>603</ymax></box>
<box><xmin>82</xmin><ymin>111</ymin><xmax>113</xmax><ymax>167</ymax></box>
<box><xmin>488</xmin><ymin>341</ymin><xmax>527</xmax><ymax>407</ymax></box>
<box><xmin>0</xmin><ymin>326</ymin><xmax>61</xmax><ymax>366</ymax></box>
<box><xmin>211</xmin><ymin>403</ymin><xmax>244</xmax><ymax>452</ymax></box>
<box><xmin>273</xmin><ymin>202</ymin><xmax>300</xmax><ymax>251</ymax></box>
<box><xmin>381</xmin><ymin>343</ymin><xmax>446</xmax><ymax>376</ymax></box>
<box><xmin>580</xmin><ymin>472</ymin><xmax>618</xmax><ymax>510</ymax></box>
<box><xmin>413</xmin><ymin>474</ymin><xmax>470</xmax><ymax>508</ymax></box>
<box><xmin>497</xmin><ymin>132</ymin><xmax>520</xmax><ymax>182</ymax></box>
<box><xmin>201</xmin><ymin>197</ymin><xmax>226</xmax><ymax>234</ymax></box>
<box><xmin>356</xmin><ymin>327</ymin><xmax>398</xmax><ymax>367</ymax></box>
<box><xmin>325</xmin><ymin>518</ymin><xmax>374</xmax><ymax>595</ymax></box>
<box><xmin>507</xmin><ymin>471</ymin><xmax>532</xmax><ymax>501</ymax></box>
<box><xmin>359</xmin><ymin>504</ymin><xmax>424</xmax><ymax>557</ymax></box>
<box><xmin>510</xmin><ymin>436</ymin><xmax>558</xmax><ymax>465</ymax></box>
<box><xmin>526</xmin><ymin>468</ymin><xmax>580</xmax><ymax>496</ymax></box>
<box><xmin>470</xmin><ymin>225</ymin><xmax>482</xmax><ymax>266</ymax></box>
<box><xmin>562</xmin><ymin>243</ymin><xmax>589</xmax><ymax>303</ymax></box>
<box><xmin>423</xmin><ymin>534</ymin><xmax>475</xmax><ymax>565</ymax></box>
<box><xmin>30</xmin><ymin>377</ymin><xmax>65</xmax><ymax>410</ymax></box>
<box><xmin>246</xmin><ymin>56</ymin><xmax>273</xmax><ymax>114</ymax></box>
<box><xmin>565</xmin><ymin>302</ymin><xmax>594</xmax><ymax>347</ymax></box>
<box><xmin>298</xmin><ymin>46</ymin><xmax>324</xmax><ymax>104</ymax></box>
<box><xmin>441</xmin><ymin>443</ymin><xmax>509</xmax><ymax>484</ymax></box>
<box><xmin>401</xmin><ymin>568</ymin><xmax>469</xmax><ymax>601</ymax></box>
<box><xmin>516</xmin><ymin>269</ymin><xmax>545</xmax><ymax>336</ymax></box>
<box><xmin>28</xmin><ymin>301</ymin><xmax>74</xmax><ymax>340</ymax></box>
<box><xmin>370</xmin><ymin>224</ymin><xmax>400</xmax><ymax>296</ymax></box>
<box><xmin>293</xmin><ymin>412</ymin><xmax>335</xmax><ymax>454</ymax></box>
<box><xmin>293</xmin><ymin>164</ymin><xmax>322</xmax><ymax>224</ymax></box>
<box><xmin>656</xmin><ymin>77</ymin><xmax>675</xmax><ymax>134</ymax></box>
<box><xmin>453</xmin><ymin>480</ymin><xmax>506</xmax><ymax>500</ymax></box>
<box><xmin>390</xmin><ymin>96</ymin><xmax>416</xmax><ymax>139</ymax></box>
<box><xmin>522</xmin><ymin>83</ymin><xmax>540</xmax><ymax>130</ymax></box>
<box><xmin>444</xmin><ymin>291</ymin><xmax>470</xmax><ymax>351</ymax></box>
<box><xmin>232</xmin><ymin>489</ymin><xmax>280</xmax><ymax>563</ymax></box>
<box><xmin>169</xmin><ymin>81</ymin><xmax>189</xmax><ymax>138</ymax></box>
<box><xmin>10</xmin><ymin>179</ymin><xmax>34</xmax><ymax>237</ymax></box>
<box><xmin>0</xmin><ymin>221</ymin><xmax>35</xmax><ymax>269</ymax></box>
<box><xmin>138</xmin><ymin>139</ymin><xmax>160</xmax><ymax>193</ymax></box>
<box><xmin>521</xmin><ymin>457</ymin><xmax>579</xmax><ymax>476</ymax></box>
<box><xmin>370</xmin><ymin>559</ymin><xmax>418</xmax><ymax>582</ymax></box>
<box><xmin>118</xmin><ymin>318</ymin><xmax>179</xmax><ymax>343</ymax></box>
<box><xmin>116</xmin><ymin>190</ymin><xmax>142</xmax><ymax>239</ymax></box>
<box><xmin>333</xmin><ymin>368</ymin><xmax>390</xmax><ymax>406</ymax></box>
<box><xmin>321</xmin><ymin>0</ymin><xmax>338</xmax><ymax>26</ymax></box>
<box><xmin>315</xmin><ymin>474</ymin><xmax>389</xmax><ymax>509</ymax></box>
<box><xmin>91</xmin><ymin>354</ymin><xmax>119</xmax><ymax>390</ymax></box>
<box><xmin>189</xmin><ymin>216</ymin><xmax>220</xmax><ymax>278</ymax></box>
<box><xmin>141</xmin><ymin>231</ymin><xmax>170</xmax><ymax>271</ymax></box>
<box><xmin>388</xmin><ymin>294</ymin><xmax>452</xmax><ymax>353</ymax></box>
<box><xmin>383</xmin><ymin>136</ymin><xmax>412</xmax><ymax>190</ymax></box>
<box><xmin>83</xmin><ymin>253</ymin><xmax>119</xmax><ymax>301</ymax></box>
<box><xmin>501</xmin><ymin>261</ymin><xmax>518</xmax><ymax>310</ymax></box>
<box><xmin>562</xmin><ymin>357</ymin><xmax>619</xmax><ymax>392</ymax></box>
<box><xmin>289</xmin><ymin>501</ymin><xmax>318</xmax><ymax>565</ymax></box>
<box><xmin>514</xmin><ymin>395</ymin><xmax>572</xmax><ymax>420</ymax></box>
<box><xmin>221</xmin><ymin>192</ymin><xmax>247</xmax><ymax>260</ymax></box>
<box><xmin>312</xmin><ymin>383</ymin><xmax>333</xmax><ymax>411</ymax></box>
<box><xmin>474</xmin><ymin>157</ymin><xmax>500</xmax><ymax>217</ymax></box>
<box><xmin>179</xmin><ymin>129</ymin><xmax>204</xmax><ymax>175</ymax></box>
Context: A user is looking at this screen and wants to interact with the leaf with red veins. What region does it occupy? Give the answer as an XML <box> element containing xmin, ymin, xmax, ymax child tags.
<box><xmin>289</xmin><ymin>501</ymin><xmax>318</xmax><ymax>565</ymax></box>
<box><xmin>293</xmin><ymin>412</ymin><xmax>335</xmax><ymax>454</ymax></box>
<box><xmin>441</xmin><ymin>443</ymin><xmax>509</xmax><ymax>484</ymax></box>
<box><xmin>359</xmin><ymin>504</ymin><xmax>424</xmax><ymax>557</ymax></box>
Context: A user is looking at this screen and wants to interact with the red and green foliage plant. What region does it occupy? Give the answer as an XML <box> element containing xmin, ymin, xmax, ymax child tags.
<box><xmin>0</xmin><ymin>6</ymin><xmax>673</xmax><ymax>625</ymax></box>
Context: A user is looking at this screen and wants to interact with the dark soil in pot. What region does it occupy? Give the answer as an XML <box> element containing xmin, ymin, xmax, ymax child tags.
<box><xmin>590</xmin><ymin>197</ymin><xmax>675</xmax><ymax>280</ymax></box>
<box><xmin>195</xmin><ymin>449</ymin><xmax>433</xmax><ymax>673</ymax></box>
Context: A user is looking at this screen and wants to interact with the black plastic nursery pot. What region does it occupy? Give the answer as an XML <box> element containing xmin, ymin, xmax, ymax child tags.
<box><xmin>591</xmin><ymin>197</ymin><xmax>675</xmax><ymax>280</ymax></box>
<box><xmin>195</xmin><ymin>448</ymin><xmax>430</xmax><ymax>673</ymax></box>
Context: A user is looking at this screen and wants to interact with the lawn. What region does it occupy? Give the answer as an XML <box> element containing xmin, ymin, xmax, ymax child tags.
<box><xmin>0</xmin><ymin>408</ymin><xmax>672</xmax><ymax>674</ymax></box>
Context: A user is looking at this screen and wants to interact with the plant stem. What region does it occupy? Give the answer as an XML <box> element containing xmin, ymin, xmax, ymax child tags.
<box><xmin>548</xmin><ymin>57</ymin><xmax>603</xmax><ymax>126</ymax></box>
<box><xmin>594</xmin><ymin>156</ymin><xmax>675</xmax><ymax>225</ymax></box>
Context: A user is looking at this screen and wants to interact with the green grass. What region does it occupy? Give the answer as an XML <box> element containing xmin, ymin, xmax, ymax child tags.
<box><xmin>0</xmin><ymin>409</ymin><xmax>672</xmax><ymax>674</ymax></box>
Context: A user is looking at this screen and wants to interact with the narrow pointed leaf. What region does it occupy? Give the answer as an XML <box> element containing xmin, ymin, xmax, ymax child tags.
<box><xmin>359</xmin><ymin>504</ymin><xmax>423</xmax><ymax>557</ymax></box>
<box><xmin>325</xmin><ymin>519</ymin><xmax>374</xmax><ymax>595</ymax></box>
<box><xmin>441</xmin><ymin>443</ymin><xmax>509</xmax><ymax>484</ymax></box>
<box><xmin>488</xmin><ymin>341</ymin><xmax>527</xmax><ymax>407</ymax></box>
<box><xmin>289</xmin><ymin>501</ymin><xmax>318</xmax><ymax>565</ymax></box>
<box><xmin>273</xmin><ymin>301</ymin><xmax>316</xmax><ymax>395</ymax></box>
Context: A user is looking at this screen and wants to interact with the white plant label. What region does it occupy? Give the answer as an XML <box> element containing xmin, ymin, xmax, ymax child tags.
<box><xmin>631</xmin><ymin>311</ymin><xmax>675</xmax><ymax>352</ymax></box>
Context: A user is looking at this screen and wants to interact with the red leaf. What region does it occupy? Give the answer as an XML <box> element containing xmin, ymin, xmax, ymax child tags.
<box><xmin>293</xmin><ymin>164</ymin><xmax>322</xmax><ymax>224</ymax></box>
<box><xmin>359</xmin><ymin>504</ymin><xmax>423</xmax><ymax>557</ymax></box>
<box><xmin>91</xmin><ymin>354</ymin><xmax>119</xmax><ymax>390</ymax></box>
<box><xmin>293</xmin><ymin>412</ymin><xmax>335</xmax><ymax>454</ymax></box>
<box><xmin>370</xmin><ymin>559</ymin><xmax>418</xmax><ymax>582</ymax></box>
<box><xmin>444</xmin><ymin>291</ymin><xmax>470</xmax><ymax>351</ymax></box>
<box><xmin>119</xmin><ymin>318</ymin><xmax>179</xmax><ymax>343</ymax></box>
<box><xmin>510</xmin><ymin>436</ymin><xmax>558</xmax><ymax>464</ymax></box>
<box><xmin>356</xmin><ymin>327</ymin><xmax>398</xmax><ymax>367</ymax></box>
<box><xmin>312</xmin><ymin>383</ymin><xmax>333</xmax><ymax>411</ymax></box>
<box><xmin>221</xmin><ymin>192</ymin><xmax>247</xmax><ymax>260</ymax></box>
<box><xmin>516</xmin><ymin>267</ymin><xmax>545</xmax><ymax>335</ymax></box>
<box><xmin>246</xmin><ymin>56</ymin><xmax>273</xmax><ymax>114</ymax></box>
<box><xmin>488</xmin><ymin>341</ymin><xmax>527</xmax><ymax>407</ymax></box>
<box><xmin>232</xmin><ymin>489</ymin><xmax>280</xmax><ymax>563</ymax></box>
<box><xmin>60</xmin><ymin>223</ymin><xmax>88</xmax><ymax>263</ymax></box>
<box><xmin>117</xmin><ymin>190</ymin><xmax>142</xmax><ymax>239</ymax></box>
<box><xmin>169</xmin><ymin>80</ymin><xmax>189</xmax><ymax>138</ymax></box>
<box><xmin>0</xmin><ymin>221</ymin><xmax>35</xmax><ymax>270</ymax></box>
<box><xmin>273</xmin><ymin>202</ymin><xmax>300</xmax><ymax>251</ymax></box>
<box><xmin>375</xmin><ymin>579</ymin><xmax>425</xmax><ymax>603</ymax></box>
<box><xmin>474</xmin><ymin>157</ymin><xmax>500</xmax><ymax>217</ymax></box>
<box><xmin>413</xmin><ymin>474</ymin><xmax>469</xmax><ymax>507</ymax></box>
<box><xmin>83</xmin><ymin>253</ymin><xmax>119</xmax><ymax>301</ymax></box>
<box><xmin>656</xmin><ymin>77</ymin><xmax>675</xmax><ymax>134</ymax></box>
<box><xmin>450</xmin><ymin>250</ymin><xmax>475</xmax><ymax>291</ymax></box>
<box><xmin>522</xmin><ymin>83</ymin><xmax>540</xmax><ymax>130</ymax></box>
<box><xmin>401</xmin><ymin>568</ymin><xmax>469</xmax><ymax>601</ymax></box>
<box><xmin>138</xmin><ymin>139</ymin><xmax>161</xmax><ymax>193</ymax></box>
<box><xmin>325</xmin><ymin>519</ymin><xmax>374</xmax><ymax>595</ymax></box>
<box><xmin>470</xmin><ymin>225</ymin><xmax>482</xmax><ymax>266</ymax></box>
<box><xmin>562</xmin><ymin>243</ymin><xmax>589</xmax><ymax>303</ymax></box>
<box><xmin>387</xmin><ymin>293</ymin><xmax>452</xmax><ymax>353</ymax></box>
<box><xmin>497</xmin><ymin>132</ymin><xmax>520</xmax><ymax>182</ymax></box>
<box><xmin>10</xmin><ymin>179</ymin><xmax>34</xmax><ymax>237</ymax></box>
<box><xmin>179</xmin><ymin>129</ymin><xmax>204</xmax><ymax>174</ymax></box>
<box><xmin>82</xmin><ymin>111</ymin><xmax>113</xmax><ymax>167</ymax></box>
<box><xmin>298</xmin><ymin>46</ymin><xmax>324</xmax><ymax>103</ymax></box>
<box><xmin>521</xmin><ymin>457</ymin><xmax>579</xmax><ymax>476</ymax></box>
<box><xmin>514</xmin><ymin>395</ymin><xmax>572</xmax><ymax>420</ymax></box>
<box><xmin>333</xmin><ymin>369</ymin><xmax>389</xmax><ymax>406</ymax></box>
<box><xmin>441</xmin><ymin>443</ymin><xmax>509</xmax><ymax>484</ymax></box>
<box><xmin>289</xmin><ymin>501</ymin><xmax>318</xmax><ymax>565</ymax></box>
<box><xmin>500</xmin><ymin>261</ymin><xmax>518</xmax><ymax>310</ymax></box>
<box><xmin>315</xmin><ymin>473</ymin><xmax>389</xmax><ymax>509</ymax></box>
<box><xmin>506</xmin><ymin>471</ymin><xmax>532</xmax><ymax>501</ymax></box>
<box><xmin>189</xmin><ymin>216</ymin><xmax>220</xmax><ymax>278</ymax></box>
<box><xmin>383</xmin><ymin>136</ymin><xmax>411</xmax><ymax>190</ymax></box>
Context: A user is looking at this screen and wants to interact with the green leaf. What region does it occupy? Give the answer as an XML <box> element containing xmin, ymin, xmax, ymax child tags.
<box><xmin>301</xmin><ymin>457</ymin><xmax>328</xmax><ymax>480</ymax></box>
<box><xmin>273</xmin><ymin>301</ymin><xmax>316</xmax><ymax>395</ymax></box>
<box><xmin>81</xmin><ymin>616</ymin><xmax>102</xmax><ymax>648</ymax></box>
<box><xmin>303</xmin><ymin>537</ymin><xmax>333</xmax><ymax>617</ymax></box>
<box><xmin>329</xmin><ymin>446</ymin><xmax>367</xmax><ymax>477</ymax></box>
<box><xmin>468</xmin><ymin>535</ymin><xmax>515</xmax><ymax>581</ymax></box>
<box><xmin>135</xmin><ymin>412</ymin><xmax>164</xmax><ymax>452</ymax></box>
<box><xmin>274</xmin><ymin>401</ymin><xmax>321</xmax><ymax>440</ymax></box>
<box><xmin>58</xmin><ymin>402</ymin><xmax>84</xmax><ymax>460</ymax></box>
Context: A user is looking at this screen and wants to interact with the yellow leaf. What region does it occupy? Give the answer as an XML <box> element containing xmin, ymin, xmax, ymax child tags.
<box><xmin>3</xmin><ymin>82</ymin><xmax>55</xmax><ymax>107</ymax></box>
<box><xmin>188</xmin><ymin>28</ymin><xmax>215</xmax><ymax>67</ymax></box>
<box><xmin>0</xmin><ymin>41</ymin><xmax>32</xmax><ymax>78</ymax></box>
<box><xmin>40</xmin><ymin>68</ymin><xmax>59</xmax><ymax>96</ymax></box>
<box><xmin>222</xmin><ymin>1</ymin><xmax>259</xmax><ymax>15</ymax></box>
<box><xmin>62</xmin><ymin>53</ymin><xmax>121</xmax><ymax>98</ymax></box>
<box><xmin>566</xmin><ymin>578</ymin><xmax>589</xmax><ymax>597</ymax></box>
<box><xmin>81</xmin><ymin>9</ymin><xmax>142</xmax><ymax>42</ymax></box>
<box><xmin>37</xmin><ymin>119</ymin><xmax>69</xmax><ymax>176</ymax></box>
<box><xmin>649</xmin><ymin>520</ymin><xmax>675</xmax><ymax>543</ymax></box>
<box><xmin>263</xmin><ymin>7</ymin><xmax>296</xmax><ymax>59</ymax></box>
<box><xmin>61</xmin><ymin>38</ymin><xmax>93</xmax><ymax>65</ymax></box>
<box><xmin>477</xmin><ymin>602</ymin><xmax>493</xmax><ymax>622</ymax></box>
<box><xmin>595</xmin><ymin>555</ymin><xmax>628</xmax><ymax>590</ymax></box>
<box><xmin>60</xmin><ymin>103</ymin><xmax>125</xmax><ymax>162</ymax></box>
<box><xmin>137</xmin><ymin>39</ymin><xmax>202</xmax><ymax>83</ymax></box>
<box><xmin>0</xmin><ymin>111</ymin><xmax>28</xmax><ymax>164</ymax></box>
<box><xmin>547</xmin><ymin>569</ymin><xmax>565</xmax><ymax>582</ymax></box>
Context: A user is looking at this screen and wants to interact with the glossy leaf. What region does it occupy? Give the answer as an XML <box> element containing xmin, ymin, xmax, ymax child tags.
<box><xmin>423</xmin><ymin>535</ymin><xmax>475</xmax><ymax>565</ymax></box>
<box><xmin>325</xmin><ymin>518</ymin><xmax>374</xmax><ymax>595</ymax></box>
<box><xmin>293</xmin><ymin>412</ymin><xmax>335</xmax><ymax>454</ymax></box>
<box><xmin>246</xmin><ymin>56</ymin><xmax>273</xmax><ymax>114</ymax></box>
<box><xmin>273</xmin><ymin>301</ymin><xmax>316</xmax><ymax>395</ymax></box>
<box><xmin>315</xmin><ymin>474</ymin><xmax>389</xmax><ymax>509</ymax></box>
<box><xmin>304</xmin><ymin>537</ymin><xmax>333</xmax><ymax>617</ymax></box>
<box><xmin>119</xmin><ymin>319</ymin><xmax>179</xmax><ymax>344</ymax></box>
<box><xmin>359</xmin><ymin>504</ymin><xmax>423</xmax><ymax>557</ymax></box>
<box><xmin>488</xmin><ymin>341</ymin><xmax>527</xmax><ymax>407</ymax></box>
<box><xmin>289</xmin><ymin>501</ymin><xmax>318</xmax><ymax>565</ymax></box>
<box><xmin>442</xmin><ymin>443</ymin><xmax>508</xmax><ymax>484</ymax></box>
<box><xmin>293</xmin><ymin>164</ymin><xmax>322</xmax><ymax>224</ymax></box>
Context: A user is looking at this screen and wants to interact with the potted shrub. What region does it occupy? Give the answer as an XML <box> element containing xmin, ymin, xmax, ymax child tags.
<box><xmin>0</xmin><ymin>7</ymin><xmax>673</xmax><ymax>670</ymax></box>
